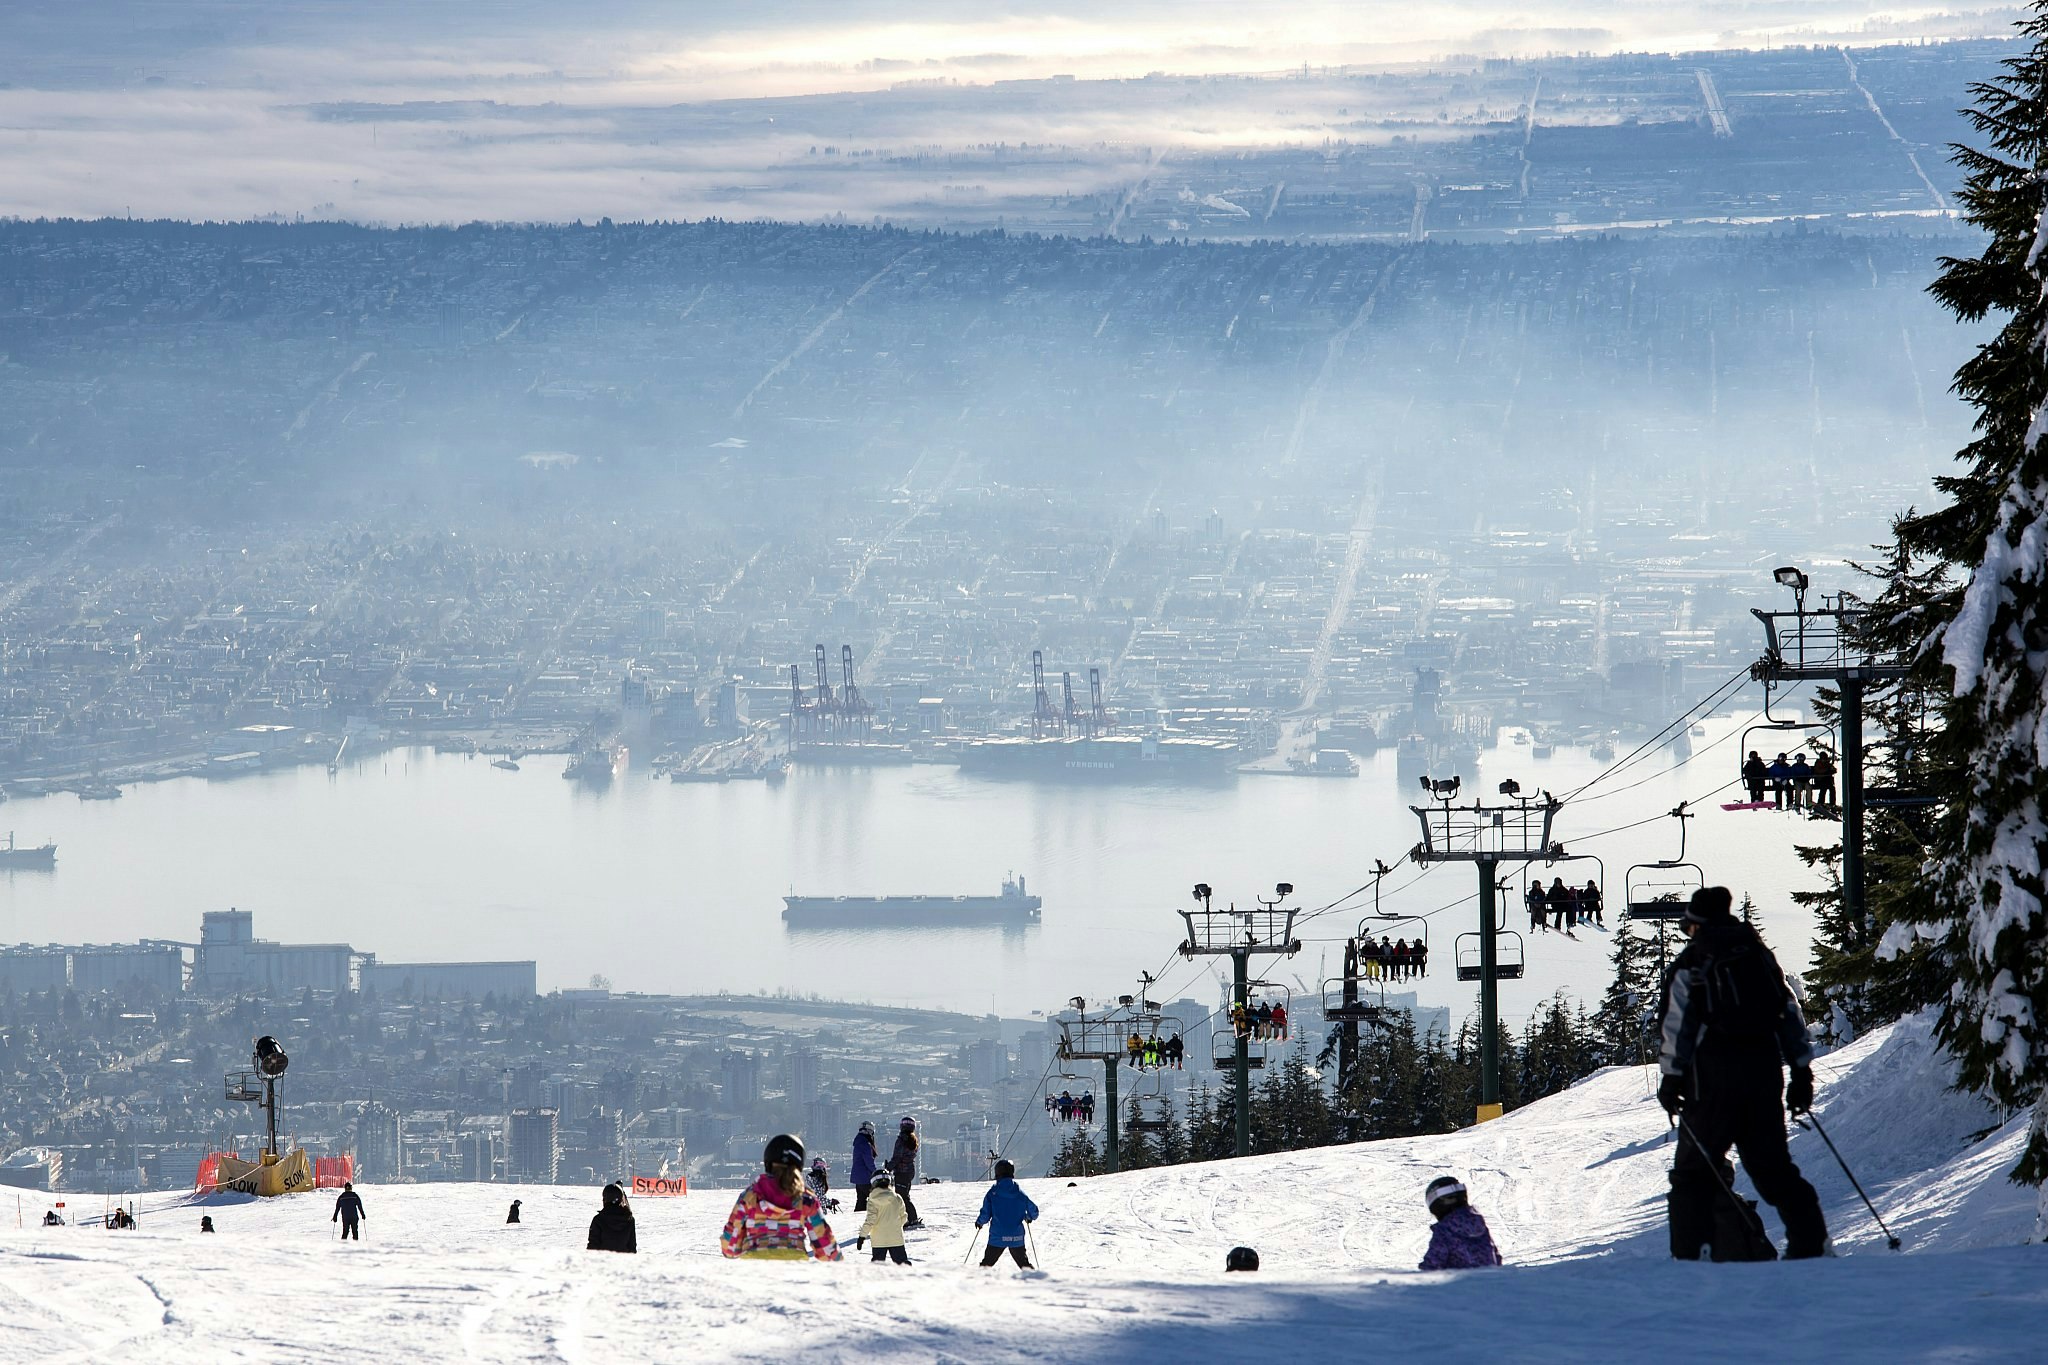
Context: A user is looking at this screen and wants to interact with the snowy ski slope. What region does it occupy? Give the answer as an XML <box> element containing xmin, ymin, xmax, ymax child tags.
<box><xmin>1</xmin><ymin>1013</ymin><xmax>2041</xmax><ymax>1364</ymax></box>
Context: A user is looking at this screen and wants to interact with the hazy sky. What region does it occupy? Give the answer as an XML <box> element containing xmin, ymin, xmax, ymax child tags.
<box><xmin>0</xmin><ymin>2</ymin><xmax>2022</xmax><ymax>223</ymax></box>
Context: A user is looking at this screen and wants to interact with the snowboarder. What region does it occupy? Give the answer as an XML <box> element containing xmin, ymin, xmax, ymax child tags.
<box><xmin>587</xmin><ymin>1182</ymin><xmax>636</xmax><ymax>1253</ymax></box>
<box><xmin>974</xmin><ymin>1159</ymin><xmax>1039</xmax><ymax>1268</ymax></box>
<box><xmin>1079</xmin><ymin>1090</ymin><xmax>1095</xmax><ymax>1123</ymax></box>
<box><xmin>1526</xmin><ymin>880</ymin><xmax>1547</xmax><ymax>932</ymax></box>
<box><xmin>1270</xmin><ymin>1001</ymin><xmax>1288</xmax><ymax>1038</ymax></box>
<box><xmin>889</xmin><ymin>1116</ymin><xmax>923</xmax><ymax>1228</ymax></box>
<box><xmin>1550</xmin><ymin>877</ymin><xmax>1574</xmax><ymax>931</ymax></box>
<box><xmin>1165</xmin><ymin>1033</ymin><xmax>1185</xmax><ymax>1069</ymax></box>
<box><xmin>200</xmin><ymin>1216</ymin><xmax>215</xmax><ymax>1233</ymax></box>
<box><xmin>41</xmin><ymin>1209</ymin><xmax>61</xmax><ymax>1227</ymax></box>
<box><xmin>1788</xmin><ymin>753</ymin><xmax>1812</xmax><ymax>809</ymax></box>
<box><xmin>506</xmin><ymin>1199</ymin><xmax>522</xmax><ymax>1225</ymax></box>
<box><xmin>851</xmin><ymin>1120</ymin><xmax>880</xmax><ymax>1211</ymax></box>
<box><xmin>720</xmin><ymin>1134</ymin><xmax>841</xmax><ymax>1261</ymax></box>
<box><xmin>1582</xmin><ymin>879</ymin><xmax>1604</xmax><ymax>928</ymax></box>
<box><xmin>1418</xmin><ymin>1176</ymin><xmax>1503</xmax><ymax>1269</ymax></box>
<box><xmin>858</xmin><ymin>1170</ymin><xmax>912</xmax><ymax>1264</ymax></box>
<box><xmin>1656</xmin><ymin>886</ymin><xmax>1829</xmax><ymax>1261</ymax></box>
<box><xmin>1742</xmin><ymin>751</ymin><xmax>1769</xmax><ymax>804</ymax></box>
<box><xmin>333</xmin><ymin>1182</ymin><xmax>365</xmax><ymax>1241</ymax></box>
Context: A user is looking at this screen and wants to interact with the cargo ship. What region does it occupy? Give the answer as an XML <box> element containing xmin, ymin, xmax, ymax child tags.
<box><xmin>783</xmin><ymin>873</ymin><xmax>1042</xmax><ymax>927</ymax></box>
<box><xmin>0</xmin><ymin>833</ymin><xmax>56</xmax><ymax>868</ymax></box>
<box><xmin>953</xmin><ymin>733</ymin><xmax>1238</xmax><ymax>782</ymax></box>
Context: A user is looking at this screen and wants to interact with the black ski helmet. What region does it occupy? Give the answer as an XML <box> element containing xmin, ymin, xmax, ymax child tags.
<box><xmin>601</xmin><ymin>1182</ymin><xmax>625</xmax><ymax>1207</ymax></box>
<box><xmin>1425</xmin><ymin>1175</ymin><xmax>1468</xmax><ymax>1217</ymax></box>
<box><xmin>1226</xmin><ymin>1246</ymin><xmax>1260</xmax><ymax>1272</ymax></box>
<box><xmin>993</xmin><ymin>1159</ymin><xmax>1016</xmax><ymax>1179</ymax></box>
<box><xmin>872</xmin><ymin>1170</ymin><xmax>892</xmax><ymax>1188</ymax></box>
<box><xmin>764</xmin><ymin>1133</ymin><xmax>805</xmax><ymax>1171</ymax></box>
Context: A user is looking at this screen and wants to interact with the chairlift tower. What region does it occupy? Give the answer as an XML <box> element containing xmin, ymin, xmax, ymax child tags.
<box><xmin>1329</xmin><ymin>859</ymin><xmax>1395</xmax><ymax>1112</ymax></box>
<box><xmin>1177</xmin><ymin>881</ymin><xmax>1301</xmax><ymax>1157</ymax></box>
<box><xmin>1055</xmin><ymin>996</ymin><xmax>1140</xmax><ymax>1173</ymax></box>
<box><xmin>1749</xmin><ymin>567</ymin><xmax>1909</xmax><ymax>937</ymax></box>
<box><xmin>1408</xmin><ymin>777</ymin><xmax>1558</xmax><ymax>1122</ymax></box>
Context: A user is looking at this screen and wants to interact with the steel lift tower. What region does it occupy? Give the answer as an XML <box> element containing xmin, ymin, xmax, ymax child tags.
<box><xmin>1408</xmin><ymin>776</ymin><xmax>1558</xmax><ymax>1123</ymax></box>
<box><xmin>1749</xmin><ymin>567</ymin><xmax>1909</xmax><ymax>934</ymax></box>
<box><xmin>1177</xmin><ymin>881</ymin><xmax>1301</xmax><ymax>1156</ymax></box>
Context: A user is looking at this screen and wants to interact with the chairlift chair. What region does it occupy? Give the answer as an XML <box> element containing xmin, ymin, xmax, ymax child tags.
<box><xmin>1454</xmin><ymin>930</ymin><xmax>1525</xmax><ymax>981</ymax></box>
<box><xmin>1321</xmin><ymin>977</ymin><xmax>1385</xmax><ymax>1024</ymax></box>
<box><xmin>1528</xmin><ymin>851</ymin><xmax>1608</xmax><ymax>927</ymax></box>
<box><xmin>1357</xmin><ymin>913</ymin><xmax>1432</xmax><ymax>980</ymax></box>
<box><xmin>1625</xmin><ymin>803</ymin><xmax>1706</xmax><ymax>921</ymax></box>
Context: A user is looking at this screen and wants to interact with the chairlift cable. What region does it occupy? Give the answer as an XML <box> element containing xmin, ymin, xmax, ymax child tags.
<box><xmin>1555</xmin><ymin>666</ymin><xmax>1751</xmax><ymax>806</ymax></box>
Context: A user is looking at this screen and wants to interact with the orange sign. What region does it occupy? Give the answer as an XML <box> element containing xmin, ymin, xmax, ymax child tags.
<box><xmin>632</xmin><ymin>1176</ymin><xmax>688</xmax><ymax>1197</ymax></box>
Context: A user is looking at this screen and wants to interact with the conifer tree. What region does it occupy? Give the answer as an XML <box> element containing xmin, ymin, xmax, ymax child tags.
<box><xmin>1875</xmin><ymin>8</ymin><xmax>2048</xmax><ymax>1204</ymax></box>
<box><xmin>1050</xmin><ymin>1124</ymin><xmax>1101</xmax><ymax>1178</ymax></box>
<box><xmin>1593</xmin><ymin>921</ymin><xmax>1658</xmax><ymax>1064</ymax></box>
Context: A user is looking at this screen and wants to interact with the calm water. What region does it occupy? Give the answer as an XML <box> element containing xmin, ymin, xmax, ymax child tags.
<box><xmin>0</xmin><ymin>721</ymin><xmax>1819</xmax><ymax>1022</ymax></box>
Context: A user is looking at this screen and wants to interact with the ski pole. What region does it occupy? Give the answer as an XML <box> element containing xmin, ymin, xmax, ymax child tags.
<box><xmin>961</xmin><ymin>1224</ymin><xmax>984</xmax><ymax>1264</ymax></box>
<box><xmin>1026</xmin><ymin>1222</ymin><xmax>1041</xmax><ymax>1270</ymax></box>
<box><xmin>1674</xmin><ymin>1112</ymin><xmax>1772</xmax><ymax>1244</ymax></box>
<box><xmin>1794</xmin><ymin>1113</ymin><xmax>1901</xmax><ymax>1251</ymax></box>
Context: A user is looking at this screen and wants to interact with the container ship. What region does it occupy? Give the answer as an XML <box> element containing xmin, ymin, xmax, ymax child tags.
<box><xmin>953</xmin><ymin>733</ymin><xmax>1238</xmax><ymax>782</ymax></box>
<box><xmin>783</xmin><ymin>873</ymin><xmax>1042</xmax><ymax>927</ymax></box>
<box><xmin>0</xmin><ymin>833</ymin><xmax>55</xmax><ymax>868</ymax></box>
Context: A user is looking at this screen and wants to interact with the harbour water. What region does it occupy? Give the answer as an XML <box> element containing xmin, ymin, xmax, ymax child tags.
<box><xmin>0</xmin><ymin>719</ymin><xmax>1821</xmax><ymax>1022</ymax></box>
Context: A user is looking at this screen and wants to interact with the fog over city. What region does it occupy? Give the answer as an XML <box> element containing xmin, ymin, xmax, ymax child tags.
<box><xmin>0</xmin><ymin>7</ymin><xmax>2042</xmax><ymax>1338</ymax></box>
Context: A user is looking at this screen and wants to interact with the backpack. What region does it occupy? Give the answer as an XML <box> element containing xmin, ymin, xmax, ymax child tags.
<box><xmin>1695</xmin><ymin>940</ymin><xmax>1788</xmax><ymax>1040</ymax></box>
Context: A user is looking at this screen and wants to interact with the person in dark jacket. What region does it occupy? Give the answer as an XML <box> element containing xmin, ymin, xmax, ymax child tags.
<box><xmin>506</xmin><ymin>1199</ymin><xmax>522</xmax><ymax>1225</ymax></box>
<box><xmin>1656</xmin><ymin>886</ymin><xmax>1828</xmax><ymax>1260</ymax></box>
<box><xmin>850</xmin><ymin>1120</ymin><xmax>880</xmax><ymax>1211</ymax></box>
<box><xmin>1418</xmin><ymin>1176</ymin><xmax>1502</xmax><ymax>1270</ymax></box>
<box><xmin>200</xmin><ymin>1215</ymin><xmax>215</xmax><ymax>1233</ymax></box>
<box><xmin>333</xmin><ymin>1183</ymin><xmax>365</xmax><ymax>1241</ymax></box>
<box><xmin>1766</xmin><ymin>753</ymin><xmax>1793</xmax><ymax>808</ymax></box>
<box><xmin>1742</xmin><ymin>751</ymin><xmax>1769</xmax><ymax>804</ymax></box>
<box><xmin>587</xmin><ymin>1182</ymin><xmax>636</xmax><ymax>1253</ymax></box>
<box><xmin>975</xmin><ymin>1160</ymin><xmax>1039</xmax><ymax>1268</ymax></box>
<box><xmin>890</xmin><ymin>1117</ymin><xmax>922</xmax><ymax>1229</ymax></box>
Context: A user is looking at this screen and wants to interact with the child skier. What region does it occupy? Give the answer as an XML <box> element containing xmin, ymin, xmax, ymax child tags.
<box><xmin>974</xmin><ymin>1159</ymin><xmax>1039</xmax><ymax>1268</ymax></box>
<box><xmin>807</xmin><ymin>1156</ymin><xmax>841</xmax><ymax>1212</ymax></box>
<box><xmin>858</xmin><ymin>1170</ymin><xmax>912</xmax><ymax>1264</ymax></box>
<box><xmin>1418</xmin><ymin>1176</ymin><xmax>1502</xmax><ymax>1270</ymax></box>
<box><xmin>720</xmin><ymin>1134</ymin><xmax>842</xmax><ymax>1261</ymax></box>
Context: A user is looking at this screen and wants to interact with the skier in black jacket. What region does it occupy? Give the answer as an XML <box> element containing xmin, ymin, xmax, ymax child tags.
<box><xmin>333</xmin><ymin>1183</ymin><xmax>365</xmax><ymax>1241</ymax></box>
<box><xmin>587</xmin><ymin>1182</ymin><xmax>637</xmax><ymax>1253</ymax></box>
<box><xmin>1655</xmin><ymin>887</ymin><xmax>1828</xmax><ymax>1260</ymax></box>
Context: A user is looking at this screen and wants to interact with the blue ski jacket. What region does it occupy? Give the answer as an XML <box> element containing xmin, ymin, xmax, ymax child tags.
<box><xmin>851</xmin><ymin>1130</ymin><xmax>879</xmax><ymax>1185</ymax></box>
<box><xmin>976</xmin><ymin>1178</ymin><xmax>1039</xmax><ymax>1248</ymax></box>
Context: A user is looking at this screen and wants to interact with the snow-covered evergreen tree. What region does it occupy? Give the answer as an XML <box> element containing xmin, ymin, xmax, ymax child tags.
<box><xmin>1876</xmin><ymin>7</ymin><xmax>2048</xmax><ymax>1220</ymax></box>
<box><xmin>1593</xmin><ymin>923</ymin><xmax>1657</xmax><ymax>1064</ymax></box>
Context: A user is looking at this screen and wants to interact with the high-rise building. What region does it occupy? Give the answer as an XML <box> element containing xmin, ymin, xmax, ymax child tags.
<box><xmin>354</xmin><ymin>1104</ymin><xmax>404</xmax><ymax>1182</ymax></box>
<box><xmin>785</xmin><ymin>1046</ymin><xmax>819</xmax><ymax>1107</ymax></box>
<box><xmin>507</xmin><ymin>1107</ymin><xmax>560</xmax><ymax>1184</ymax></box>
<box><xmin>721</xmin><ymin>1050</ymin><xmax>760</xmax><ymax>1109</ymax></box>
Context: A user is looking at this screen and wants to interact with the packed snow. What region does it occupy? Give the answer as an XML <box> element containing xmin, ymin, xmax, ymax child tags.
<box><xmin>1</xmin><ymin>1014</ymin><xmax>2041</xmax><ymax>1364</ymax></box>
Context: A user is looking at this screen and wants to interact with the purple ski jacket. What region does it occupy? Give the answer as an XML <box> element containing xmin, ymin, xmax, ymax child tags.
<box><xmin>1419</xmin><ymin>1207</ymin><xmax>1503</xmax><ymax>1270</ymax></box>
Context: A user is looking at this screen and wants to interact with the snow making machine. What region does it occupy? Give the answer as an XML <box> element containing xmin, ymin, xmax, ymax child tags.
<box><xmin>202</xmin><ymin>1035</ymin><xmax>315</xmax><ymax>1197</ymax></box>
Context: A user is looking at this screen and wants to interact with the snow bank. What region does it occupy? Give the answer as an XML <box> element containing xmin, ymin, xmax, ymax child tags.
<box><xmin>0</xmin><ymin>1015</ymin><xmax>2039</xmax><ymax>1364</ymax></box>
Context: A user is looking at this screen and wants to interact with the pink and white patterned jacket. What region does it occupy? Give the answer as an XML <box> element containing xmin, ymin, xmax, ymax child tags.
<box><xmin>720</xmin><ymin>1174</ymin><xmax>842</xmax><ymax>1260</ymax></box>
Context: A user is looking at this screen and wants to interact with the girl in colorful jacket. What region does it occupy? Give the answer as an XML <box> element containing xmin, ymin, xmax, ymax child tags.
<box><xmin>721</xmin><ymin>1134</ymin><xmax>842</xmax><ymax>1261</ymax></box>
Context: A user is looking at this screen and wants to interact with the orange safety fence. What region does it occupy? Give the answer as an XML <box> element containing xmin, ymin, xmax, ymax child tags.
<box><xmin>313</xmin><ymin>1157</ymin><xmax>355</xmax><ymax>1189</ymax></box>
<box><xmin>194</xmin><ymin>1151</ymin><xmax>240</xmax><ymax>1192</ymax></box>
